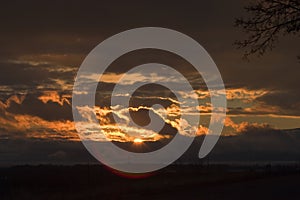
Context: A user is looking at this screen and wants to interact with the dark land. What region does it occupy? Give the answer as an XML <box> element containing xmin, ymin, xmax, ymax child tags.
<box><xmin>0</xmin><ymin>164</ymin><xmax>300</xmax><ymax>200</ymax></box>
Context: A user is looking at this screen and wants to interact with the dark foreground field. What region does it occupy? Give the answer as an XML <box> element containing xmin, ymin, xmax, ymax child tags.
<box><xmin>0</xmin><ymin>164</ymin><xmax>299</xmax><ymax>200</ymax></box>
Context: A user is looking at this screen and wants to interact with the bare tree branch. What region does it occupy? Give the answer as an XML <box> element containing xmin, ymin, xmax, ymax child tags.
<box><xmin>235</xmin><ymin>0</ymin><xmax>300</xmax><ymax>59</ymax></box>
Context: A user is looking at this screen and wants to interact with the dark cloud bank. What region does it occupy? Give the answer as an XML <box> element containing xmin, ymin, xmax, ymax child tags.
<box><xmin>1</xmin><ymin>127</ymin><xmax>300</xmax><ymax>166</ymax></box>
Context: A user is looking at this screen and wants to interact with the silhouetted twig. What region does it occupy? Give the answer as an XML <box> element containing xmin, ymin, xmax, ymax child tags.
<box><xmin>235</xmin><ymin>0</ymin><xmax>300</xmax><ymax>59</ymax></box>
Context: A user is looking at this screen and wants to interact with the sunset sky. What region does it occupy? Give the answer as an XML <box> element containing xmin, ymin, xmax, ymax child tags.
<box><xmin>0</xmin><ymin>0</ymin><xmax>299</xmax><ymax>165</ymax></box>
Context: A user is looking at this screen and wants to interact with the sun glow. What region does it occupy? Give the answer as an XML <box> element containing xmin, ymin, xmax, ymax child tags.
<box><xmin>133</xmin><ymin>138</ymin><xmax>144</xmax><ymax>144</ymax></box>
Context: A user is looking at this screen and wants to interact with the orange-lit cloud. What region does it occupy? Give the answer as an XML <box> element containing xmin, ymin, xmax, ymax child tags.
<box><xmin>0</xmin><ymin>86</ymin><xmax>296</xmax><ymax>143</ymax></box>
<box><xmin>196</xmin><ymin>125</ymin><xmax>210</xmax><ymax>135</ymax></box>
<box><xmin>0</xmin><ymin>94</ymin><xmax>25</xmax><ymax>109</ymax></box>
<box><xmin>9</xmin><ymin>53</ymin><xmax>83</xmax><ymax>72</ymax></box>
<box><xmin>76</xmin><ymin>105</ymin><xmax>171</xmax><ymax>142</ymax></box>
<box><xmin>38</xmin><ymin>91</ymin><xmax>71</xmax><ymax>106</ymax></box>
<box><xmin>0</xmin><ymin>95</ymin><xmax>76</xmax><ymax>140</ymax></box>
<box><xmin>224</xmin><ymin>117</ymin><xmax>269</xmax><ymax>134</ymax></box>
<box><xmin>243</xmin><ymin>102</ymin><xmax>280</xmax><ymax>114</ymax></box>
<box><xmin>226</xmin><ymin>88</ymin><xmax>268</xmax><ymax>101</ymax></box>
<box><xmin>15</xmin><ymin>115</ymin><xmax>77</xmax><ymax>140</ymax></box>
<box><xmin>0</xmin><ymin>112</ymin><xmax>78</xmax><ymax>141</ymax></box>
<box><xmin>178</xmin><ymin>88</ymin><xmax>269</xmax><ymax>102</ymax></box>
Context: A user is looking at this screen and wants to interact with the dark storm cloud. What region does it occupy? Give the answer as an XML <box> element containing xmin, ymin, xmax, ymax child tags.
<box><xmin>0</xmin><ymin>62</ymin><xmax>51</xmax><ymax>85</ymax></box>
<box><xmin>6</xmin><ymin>94</ymin><xmax>72</xmax><ymax>121</ymax></box>
<box><xmin>0</xmin><ymin>62</ymin><xmax>74</xmax><ymax>90</ymax></box>
<box><xmin>1</xmin><ymin>0</ymin><xmax>298</xmax><ymax>114</ymax></box>
<box><xmin>256</xmin><ymin>90</ymin><xmax>300</xmax><ymax>116</ymax></box>
<box><xmin>0</xmin><ymin>0</ymin><xmax>246</xmax><ymax>60</ymax></box>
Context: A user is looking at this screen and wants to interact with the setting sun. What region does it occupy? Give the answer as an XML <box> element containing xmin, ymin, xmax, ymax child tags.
<box><xmin>133</xmin><ymin>138</ymin><xmax>144</xmax><ymax>144</ymax></box>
